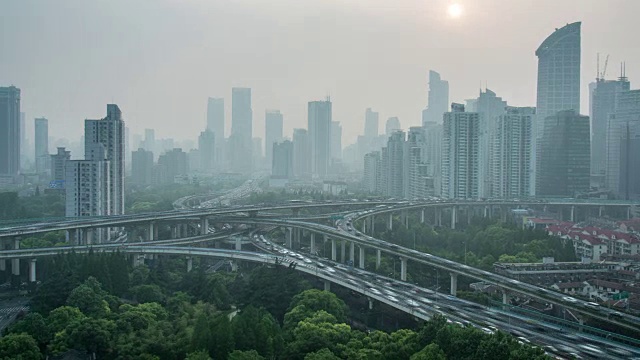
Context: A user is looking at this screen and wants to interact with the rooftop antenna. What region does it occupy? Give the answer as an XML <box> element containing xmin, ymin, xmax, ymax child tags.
<box><xmin>596</xmin><ymin>53</ymin><xmax>600</xmax><ymax>81</ymax></box>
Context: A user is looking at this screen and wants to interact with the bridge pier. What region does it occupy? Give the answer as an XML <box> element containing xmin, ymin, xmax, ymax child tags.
<box><xmin>451</xmin><ymin>206</ymin><xmax>457</xmax><ymax>229</ymax></box>
<box><xmin>376</xmin><ymin>249</ymin><xmax>381</xmax><ymax>269</ymax></box>
<box><xmin>310</xmin><ymin>233</ymin><xmax>316</xmax><ymax>255</ymax></box>
<box><xmin>235</xmin><ymin>237</ymin><xmax>242</xmax><ymax>251</ymax></box>
<box><xmin>627</xmin><ymin>206</ymin><xmax>632</xmax><ymax>219</ymax></box>
<box><xmin>387</xmin><ymin>213</ymin><xmax>393</xmax><ymax>230</ymax></box>
<box><xmin>294</xmin><ymin>228</ymin><xmax>301</xmax><ymax>249</ymax></box>
<box><xmin>286</xmin><ymin>227</ymin><xmax>293</xmax><ymax>248</ymax></box>
<box><xmin>421</xmin><ymin>208</ymin><xmax>425</xmax><ymax>224</ymax></box>
<box><xmin>132</xmin><ymin>254</ymin><xmax>144</xmax><ymax>267</ymax></box>
<box><xmin>401</xmin><ymin>210</ymin><xmax>408</xmax><ymax>228</ymax></box>
<box><xmin>400</xmin><ymin>257</ymin><xmax>407</xmax><ymax>281</ymax></box>
<box><xmin>362</xmin><ymin>219</ymin><xmax>367</xmax><ymax>234</ymax></box>
<box><xmin>450</xmin><ymin>273</ymin><xmax>458</xmax><ymax>296</ymax></box>
<box><xmin>180</xmin><ymin>223</ymin><xmax>188</xmax><ymax>238</ymax></box>
<box><xmin>187</xmin><ymin>257</ymin><xmax>193</xmax><ymax>272</ymax></box>
<box><xmin>368</xmin><ymin>298</ymin><xmax>374</xmax><ymax>310</ymax></box>
<box><xmin>231</xmin><ymin>261</ymin><xmax>238</xmax><ymax>272</ymax></box>
<box><xmin>171</xmin><ymin>226</ymin><xmax>178</xmax><ymax>239</ymax></box>
<box><xmin>349</xmin><ymin>242</ymin><xmax>355</xmax><ymax>264</ymax></box>
<box><xmin>500</xmin><ymin>206</ymin><xmax>508</xmax><ymax>223</ymax></box>
<box><xmin>29</xmin><ymin>259</ymin><xmax>36</xmax><ymax>283</ymax></box>
<box><xmin>467</xmin><ymin>206</ymin><xmax>473</xmax><ymax>225</ymax></box>
<box><xmin>85</xmin><ymin>228</ymin><xmax>94</xmax><ymax>245</ymax></box>
<box><xmin>435</xmin><ymin>208</ymin><xmax>442</xmax><ymax>227</ymax></box>
<box><xmin>148</xmin><ymin>222</ymin><xmax>156</xmax><ymax>241</ymax></box>
<box><xmin>200</xmin><ymin>217</ymin><xmax>209</xmax><ymax>235</ymax></box>
<box><xmin>324</xmin><ymin>280</ymin><xmax>331</xmax><ymax>291</ymax></box>
<box><xmin>341</xmin><ymin>241</ymin><xmax>346</xmax><ymax>263</ymax></box>
<box><xmin>331</xmin><ymin>238</ymin><xmax>337</xmax><ymax>261</ymax></box>
<box><xmin>483</xmin><ymin>206</ymin><xmax>489</xmax><ymax>218</ymax></box>
<box><xmin>11</xmin><ymin>238</ymin><xmax>20</xmax><ymax>278</ymax></box>
<box><xmin>502</xmin><ymin>290</ymin><xmax>509</xmax><ymax>305</ymax></box>
<box><xmin>358</xmin><ymin>246</ymin><xmax>365</xmax><ymax>269</ymax></box>
<box><xmin>598</xmin><ymin>206</ymin><xmax>604</xmax><ymax>218</ymax></box>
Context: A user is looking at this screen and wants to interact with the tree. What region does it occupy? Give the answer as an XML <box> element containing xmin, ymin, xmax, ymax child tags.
<box><xmin>303</xmin><ymin>348</ymin><xmax>341</xmax><ymax>360</ymax></box>
<box><xmin>66</xmin><ymin>279</ymin><xmax>110</xmax><ymax>317</ymax></box>
<box><xmin>186</xmin><ymin>350</ymin><xmax>212</xmax><ymax>360</ymax></box>
<box><xmin>130</xmin><ymin>284</ymin><xmax>166</xmax><ymax>304</ymax></box>
<box><xmin>0</xmin><ymin>333</ymin><xmax>41</xmax><ymax>360</ymax></box>
<box><xmin>228</xmin><ymin>350</ymin><xmax>265</xmax><ymax>360</ymax></box>
<box><xmin>47</xmin><ymin>306</ymin><xmax>86</xmax><ymax>335</ymax></box>
<box><xmin>8</xmin><ymin>313</ymin><xmax>51</xmax><ymax>350</ymax></box>
<box><xmin>410</xmin><ymin>343</ymin><xmax>446</xmax><ymax>360</ymax></box>
<box><xmin>286</xmin><ymin>311</ymin><xmax>352</xmax><ymax>359</ymax></box>
<box><xmin>284</xmin><ymin>290</ymin><xmax>348</xmax><ymax>330</ymax></box>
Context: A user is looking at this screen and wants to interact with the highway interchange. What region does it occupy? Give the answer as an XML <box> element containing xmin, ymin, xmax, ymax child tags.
<box><xmin>1</xmin><ymin>197</ymin><xmax>640</xmax><ymax>358</ymax></box>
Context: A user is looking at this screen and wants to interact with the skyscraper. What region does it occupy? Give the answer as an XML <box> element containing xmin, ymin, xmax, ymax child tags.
<box><xmin>265</xmin><ymin>110</ymin><xmax>283</xmax><ymax>168</ymax></box>
<box><xmin>65</xmin><ymin>158</ymin><xmax>110</xmax><ymax>218</ymax></box>
<box><xmin>475</xmin><ymin>89</ymin><xmax>507</xmax><ymax>197</ymax></box>
<box><xmin>537</xmin><ymin>110</ymin><xmax>590</xmax><ymax>197</ymax></box>
<box><xmin>84</xmin><ymin>104</ymin><xmax>125</xmax><ymax>215</ymax></box>
<box><xmin>198</xmin><ymin>129</ymin><xmax>216</xmax><ymax>172</ymax></box>
<box><xmin>442</xmin><ymin>103</ymin><xmax>481</xmax><ymax>199</ymax></box>
<box><xmin>406</xmin><ymin>127</ymin><xmax>433</xmax><ymax>198</ymax></box>
<box><xmin>293</xmin><ymin>128</ymin><xmax>311</xmax><ymax>179</ymax></box>
<box><xmin>131</xmin><ymin>148</ymin><xmax>154</xmax><ymax>185</ymax></box>
<box><xmin>230</xmin><ymin>88</ymin><xmax>253</xmax><ymax>173</ymax></box>
<box><xmin>422</xmin><ymin>70</ymin><xmax>449</xmax><ymax>126</ymax></box>
<box><xmin>0</xmin><ymin>86</ymin><xmax>21</xmax><ymax>178</ymax></box>
<box><xmin>331</xmin><ymin>121</ymin><xmax>342</xmax><ymax>161</ymax></box>
<box><xmin>364</xmin><ymin>108</ymin><xmax>379</xmax><ymax>139</ymax></box>
<box><xmin>207</xmin><ymin>97</ymin><xmax>225</xmax><ymax>168</ymax></box>
<box><xmin>34</xmin><ymin>117</ymin><xmax>49</xmax><ymax>175</ymax></box>
<box><xmin>363</xmin><ymin>151</ymin><xmax>381</xmax><ymax>193</ymax></box>
<box><xmin>143</xmin><ymin>128</ymin><xmax>155</xmax><ymax>156</ymax></box>
<box><xmin>157</xmin><ymin>148</ymin><xmax>188</xmax><ymax>183</ymax></box>
<box><xmin>423</xmin><ymin>122</ymin><xmax>443</xmax><ymax>196</ymax></box>
<box><xmin>50</xmin><ymin>147</ymin><xmax>71</xmax><ymax>186</ymax></box>
<box><xmin>308</xmin><ymin>99</ymin><xmax>332</xmax><ymax>178</ymax></box>
<box><xmin>272</xmin><ymin>140</ymin><xmax>294</xmax><ymax>179</ymax></box>
<box><xmin>590</xmin><ymin>76</ymin><xmax>630</xmax><ymax>176</ymax></box>
<box><xmin>385</xmin><ymin>117</ymin><xmax>401</xmax><ymax>136</ymax></box>
<box><xmin>492</xmin><ymin>107</ymin><xmax>535</xmax><ymax>198</ymax></box>
<box><xmin>535</xmin><ymin>22</ymin><xmax>581</xmax><ymax>140</ymax></box>
<box><xmin>382</xmin><ymin>131</ymin><xmax>405</xmax><ymax>197</ymax></box>
<box><xmin>606</xmin><ymin>89</ymin><xmax>640</xmax><ymax>197</ymax></box>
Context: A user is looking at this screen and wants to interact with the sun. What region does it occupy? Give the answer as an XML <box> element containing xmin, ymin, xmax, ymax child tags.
<box><xmin>447</xmin><ymin>3</ymin><xmax>463</xmax><ymax>18</ymax></box>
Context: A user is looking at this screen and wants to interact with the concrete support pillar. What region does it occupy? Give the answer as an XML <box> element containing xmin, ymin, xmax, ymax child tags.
<box><xmin>598</xmin><ymin>206</ymin><xmax>604</xmax><ymax>218</ymax></box>
<box><xmin>65</xmin><ymin>230</ymin><xmax>70</xmax><ymax>243</ymax></box>
<box><xmin>570</xmin><ymin>206</ymin><xmax>575</xmax><ymax>223</ymax></box>
<box><xmin>310</xmin><ymin>233</ymin><xmax>316</xmax><ymax>255</ymax></box>
<box><xmin>187</xmin><ymin>257</ymin><xmax>193</xmax><ymax>272</ymax></box>
<box><xmin>171</xmin><ymin>226</ymin><xmax>178</xmax><ymax>239</ymax></box>
<box><xmin>451</xmin><ymin>206</ymin><xmax>457</xmax><ymax>230</ymax></box>
<box><xmin>148</xmin><ymin>222</ymin><xmax>155</xmax><ymax>241</ymax></box>
<box><xmin>484</xmin><ymin>206</ymin><xmax>489</xmax><ymax>218</ymax></box>
<box><xmin>331</xmin><ymin>239</ymin><xmax>337</xmax><ymax>261</ymax></box>
<box><xmin>341</xmin><ymin>241</ymin><xmax>346</xmax><ymax>263</ymax></box>
<box><xmin>231</xmin><ymin>261</ymin><xmax>238</xmax><ymax>272</ymax></box>
<box><xmin>154</xmin><ymin>224</ymin><xmax>159</xmax><ymax>241</ymax></box>
<box><xmin>368</xmin><ymin>298</ymin><xmax>374</xmax><ymax>310</ymax></box>
<box><xmin>436</xmin><ymin>208</ymin><xmax>442</xmax><ymax>227</ymax></box>
<box><xmin>362</xmin><ymin>219</ymin><xmax>367</xmax><ymax>234</ymax></box>
<box><xmin>388</xmin><ymin>213</ymin><xmax>393</xmax><ymax>230</ymax></box>
<box><xmin>376</xmin><ymin>249</ymin><xmax>381</xmax><ymax>269</ymax></box>
<box><xmin>421</xmin><ymin>209</ymin><xmax>425</xmax><ymax>224</ymax></box>
<box><xmin>29</xmin><ymin>259</ymin><xmax>36</xmax><ymax>282</ymax></box>
<box><xmin>358</xmin><ymin>246</ymin><xmax>365</xmax><ymax>269</ymax></box>
<box><xmin>181</xmin><ymin>223</ymin><xmax>188</xmax><ymax>238</ymax></box>
<box><xmin>235</xmin><ymin>237</ymin><xmax>242</xmax><ymax>251</ymax></box>
<box><xmin>450</xmin><ymin>273</ymin><xmax>458</xmax><ymax>296</ymax></box>
<box><xmin>324</xmin><ymin>280</ymin><xmax>331</xmax><ymax>291</ymax></box>
<box><xmin>0</xmin><ymin>259</ymin><xmax>5</xmax><ymax>272</ymax></box>
<box><xmin>11</xmin><ymin>238</ymin><xmax>20</xmax><ymax>276</ymax></box>
<box><xmin>294</xmin><ymin>228</ymin><xmax>301</xmax><ymax>248</ymax></box>
<box><xmin>132</xmin><ymin>254</ymin><xmax>143</xmax><ymax>267</ymax></box>
<box><xmin>85</xmin><ymin>229</ymin><xmax>94</xmax><ymax>245</ymax></box>
<box><xmin>467</xmin><ymin>207</ymin><xmax>472</xmax><ymax>225</ymax></box>
<box><xmin>349</xmin><ymin>242</ymin><xmax>355</xmax><ymax>264</ymax></box>
<box><xmin>627</xmin><ymin>206</ymin><xmax>632</xmax><ymax>220</ymax></box>
<box><xmin>286</xmin><ymin>227</ymin><xmax>293</xmax><ymax>248</ymax></box>
<box><xmin>502</xmin><ymin>290</ymin><xmax>509</xmax><ymax>305</ymax></box>
<box><xmin>401</xmin><ymin>210</ymin><xmax>408</xmax><ymax>228</ymax></box>
<box><xmin>370</xmin><ymin>216</ymin><xmax>375</xmax><ymax>234</ymax></box>
<box><xmin>500</xmin><ymin>207</ymin><xmax>507</xmax><ymax>223</ymax></box>
<box><xmin>200</xmin><ymin>217</ymin><xmax>209</xmax><ymax>235</ymax></box>
<box><xmin>400</xmin><ymin>257</ymin><xmax>407</xmax><ymax>281</ymax></box>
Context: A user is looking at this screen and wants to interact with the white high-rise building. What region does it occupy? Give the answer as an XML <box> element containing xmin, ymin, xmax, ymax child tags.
<box><xmin>475</xmin><ymin>89</ymin><xmax>507</xmax><ymax>197</ymax></box>
<box><xmin>442</xmin><ymin>103</ymin><xmax>481</xmax><ymax>199</ymax></box>
<box><xmin>385</xmin><ymin>117</ymin><xmax>401</xmax><ymax>136</ymax></box>
<box><xmin>50</xmin><ymin>147</ymin><xmax>71</xmax><ymax>189</ymax></box>
<box><xmin>230</xmin><ymin>88</ymin><xmax>252</xmax><ymax>174</ymax></box>
<box><xmin>207</xmin><ymin>97</ymin><xmax>225</xmax><ymax>155</ymax></box>
<box><xmin>406</xmin><ymin>127</ymin><xmax>433</xmax><ymax>198</ymax></box>
<box><xmin>492</xmin><ymin>107</ymin><xmax>535</xmax><ymax>198</ymax></box>
<box><xmin>308</xmin><ymin>99</ymin><xmax>332</xmax><ymax>178</ymax></box>
<box><xmin>383</xmin><ymin>131</ymin><xmax>405</xmax><ymax>198</ymax></box>
<box><xmin>606</xmin><ymin>89</ymin><xmax>640</xmax><ymax>197</ymax></box>
<box><xmin>84</xmin><ymin>104</ymin><xmax>125</xmax><ymax>215</ymax></box>
<box><xmin>198</xmin><ymin>129</ymin><xmax>215</xmax><ymax>172</ymax></box>
<box><xmin>364</xmin><ymin>108</ymin><xmax>379</xmax><ymax>139</ymax></box>
<box><xmin>265</xmin><ymin>110</ymin><xmax>283</xmax><ymax>168</ymax></box>
<box><xmin>331</xmin><ymin>121</ymin><xmax>342</xmax><ymax>161</ymax></box>
<box><xmin>423</xmin><ymin>122</ymin><xmax>443</xmax><ymax>196</ymax></box>
<box><xmin>66</xmin><ymin>143</ymin><xmax>110</xmax><ymax>218</ymax></box>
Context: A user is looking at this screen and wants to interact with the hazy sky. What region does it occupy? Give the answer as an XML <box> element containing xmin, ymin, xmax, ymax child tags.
<box><xmin>2</xmin><ymin>0</ymin><xmax>639</xmax><ymax>149</ymax></box>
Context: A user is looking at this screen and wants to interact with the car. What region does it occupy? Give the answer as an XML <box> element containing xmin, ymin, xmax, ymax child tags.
<box><xmin>584</xmin><ymin>301</ymin><xmax>600</xmax><ymax>308</ymax></box>
<box><xmin>561</xmin><ymin>296</ymin><xmax>577</xmax><ymax>303</ymax></box>
<box><xmin>405</xmin><ymin>299</ymin><xmax>420</xmax><ymax>307</ymax></box>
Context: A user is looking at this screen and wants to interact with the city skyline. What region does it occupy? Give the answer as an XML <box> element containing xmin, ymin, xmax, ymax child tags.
<box><xmin>2</xmin><ymin>1</ymin><xmax>639</xmax><ymax>144</ymax></box>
